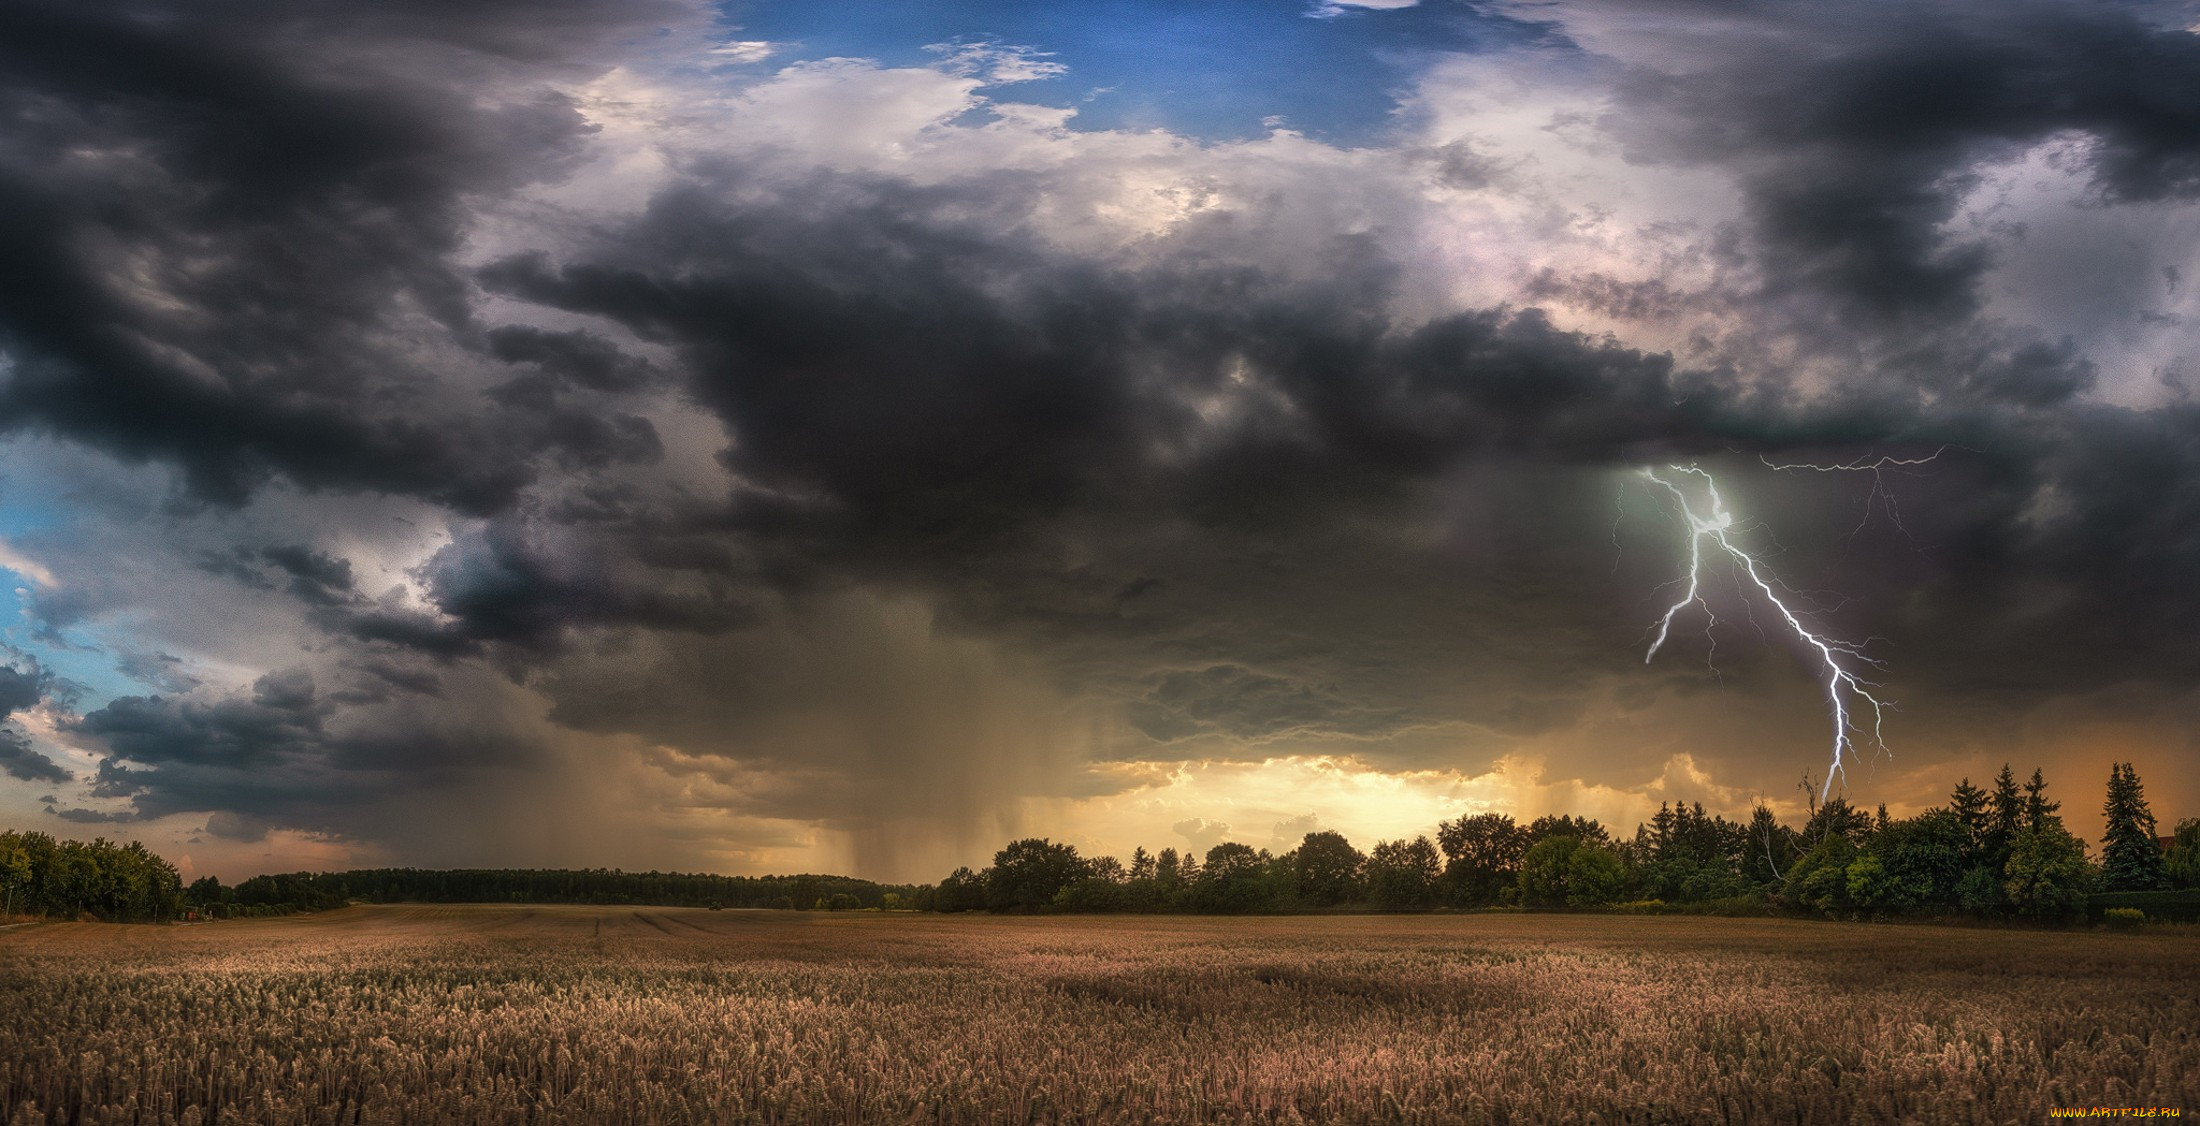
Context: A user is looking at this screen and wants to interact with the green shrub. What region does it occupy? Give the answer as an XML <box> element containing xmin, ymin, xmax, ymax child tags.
<box><xmin>2103</xmin><ymin>907</ymin><xmax>2146</xmax><ymax>929</ymax></box>
<box><xmin>2089</xmin><ymin>889</ymin><xmax>2200</xmax><ymax>922</ymax></box>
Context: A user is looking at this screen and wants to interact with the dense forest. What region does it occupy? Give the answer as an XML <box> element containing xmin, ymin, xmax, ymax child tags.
<box><xmin>0</xmin><ymin>834</ymin><xmax>920</xmax><ymax>921</ymax></box>
<box><xmin>0</xmin><ymin>832</ymin><xmax>184</xmax><ymax>922</ymax></box>
<box><xmin>4</xmin><ymin>760</ymin><xmax>2194</xmax><ymax>924</ymax></box>
<box><xmin>930</xmin><ymin>761</ymin><xmax>2200</xmax><ymax>923</ymax></box>
<box><xmin>198</xmin><ymin>868</ymin><xmax>924</xmax><ymax>917</ymax></box>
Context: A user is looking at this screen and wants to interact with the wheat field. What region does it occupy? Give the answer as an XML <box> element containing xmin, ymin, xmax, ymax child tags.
<box><xmin>0</xmin><ymin>906</ymin><xmax>2191</xmax><ymax>1124</ymax></box>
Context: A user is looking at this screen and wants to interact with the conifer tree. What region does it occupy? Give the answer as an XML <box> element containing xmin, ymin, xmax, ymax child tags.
<box><xmin>2099</xmin><ymin>762</ymin><xmax>2169</xmax><ymax>892</ymax></box>
<box><xmin>1987</xmin><ymin>765</ymin><xmax>2023</xmax><ymax>870</ymax></box>
<box><xmin>2021</xmin><ymin>768</ymin><xmax>2061</xmax><ymax>832</ymax></box>
<box><xmin>1948</xmin><ymin>778</ymin><xmax>1989</xmax><ymax>866</ymax></box>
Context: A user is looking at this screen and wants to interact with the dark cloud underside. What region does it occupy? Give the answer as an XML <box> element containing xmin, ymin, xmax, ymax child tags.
<box><xmin>2</xmin><ymin>0</ymin><xmax>2196</xmax><ymax>867</ymax></box>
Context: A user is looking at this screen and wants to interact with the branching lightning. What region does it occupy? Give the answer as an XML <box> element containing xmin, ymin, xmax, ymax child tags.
<box><xmin>1638</xmin><ymin>465</ymin><xmax>1892</xmax><ymax>800</ymax></box>
<box><xmin>1759</xmin><ymin>445</ymin><xmax>1953</xmax><ymax>543</ymax></box>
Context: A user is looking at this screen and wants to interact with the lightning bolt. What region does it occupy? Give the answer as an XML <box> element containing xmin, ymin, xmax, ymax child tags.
<box><xmin>1759</xmin><ymin>445</ymin><xmax>1953</xmax><ymax>543</ymax></box>
<box><xmin>1638</xmin><ymin>465</ymin><xmax>1890</xmax><ymax>800</ymax></box>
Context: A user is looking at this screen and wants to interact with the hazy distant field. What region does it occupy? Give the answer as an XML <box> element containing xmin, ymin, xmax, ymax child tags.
<box><xmin>1</xmin><ymin>907</ymin><xmax>2191</xmax><ymax>1124</ymax></box>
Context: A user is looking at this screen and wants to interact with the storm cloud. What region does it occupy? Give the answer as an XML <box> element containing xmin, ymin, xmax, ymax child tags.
<box><xmin>3</xmin><ymin>0</ymin><xmax>2197</xmax><ymax>878</ymax></box>
<box><xmin>0</xmin><ymin>663</ymin><xmax>67</xmax><ymax>784</ymax></box>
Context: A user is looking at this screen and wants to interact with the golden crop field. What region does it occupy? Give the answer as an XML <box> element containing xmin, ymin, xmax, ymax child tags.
<box><xmin>0</xmin><ymin>906</ymin><xmax>2192</xmax><ymax>1124</ymax></box>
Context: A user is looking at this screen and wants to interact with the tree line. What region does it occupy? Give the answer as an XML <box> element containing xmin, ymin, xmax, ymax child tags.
<box><xmin>0</xmin><ymin>840</ymin><xmax>924</xmax><ymax>922</ymax></box>
<box><xmin>925</xmin><ymin>761</ymin><xmax>2199</xmax><ymax>921</ymax></box>
<box><xmin>185</xmin><ymin>867</ymin><xmax>925</xmax><ymax>917</ymax></box>
<box><xmin>3</xmin><ymin>760</ymin><xmax>2189</xmax><ymax>924</ymax></box>
<box><xmin>0</xmin><ymin>831</ymin><xmax>183</xmax><ymax>922</ymax></box>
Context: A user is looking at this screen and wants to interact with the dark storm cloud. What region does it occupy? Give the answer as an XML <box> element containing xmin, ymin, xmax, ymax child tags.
<box><xmin>8</xmin><ymin>0</ymin><xmax>2200</xmax><ymax>857</ymax></box>
<box><xmin>478</xmin><ymin>175</ymin><xmax>1717</xmax><ymax>564</ymax></box>
<box><xmin>0</xmin><ymin>0</ymin><xmax>692</xmax><ymax>511</ymax></box>
<box><xmin>261</xmin><ymin>546</ymin><xmax>355</xmax><ymax>596</ymax></box>
<box><xmin>0</xmin><ymin>662</ymin><xmax>68</xmax><ymax>783</ymax></box>
<box><xmin>47</xmin><ymin>805</ymin><xmax>133</xmax><ymax>824</ymax></box>
<box><xmin>0</xmin><ymin>731</ymin><xmax>69</xmax><ymax>786</ymax></box>
<box><xmin>343</xmin><ymin>520</ymin><xmax>755</xmax><ymax>658</ymax></box>
<box><xmin>472</xmin><ymin>174</ymin><xmax>1831</xmax><ymax>777</ymax></box>
<box><xmin>74</xmin><ymin>669</ymin><xmax>328</xmax><ymax>769</ymax></box>
<box><xmin>1588</xmin><ymin>0</ymin><xmax>2200</xmax><ymax>332</ymax></box>
<box><xmin>0</xmin><ymin>665</ymin><xmax>43</xmax><ymax>716</ymax></box>
<box><xmin>480</xmin><ymin>177</ymin><xmax>1721</xmax><ymax>793</ymax></box>
<box><xmin>190</xmin><ymin>542</ymin><xmax>375</xmax><ymax>608</ymax></box>
<box><xmin>481</xmin><ymin>143</ymin><xmax>2200</xmax><ymax>767</ymax></box>
<box><xmin>67</xmin><ymin>667</ymin><xmax>549</xmax><ymax>833</ymax></box>
<box><xmin>484</xmin><ymin>175</ymin><xmax>1683</xmax><ymax>537</ymax></box>
<box><xmin>487</xmin><ymin>326</ymin><xmax>660</xmax><ymax>394</ymax></box>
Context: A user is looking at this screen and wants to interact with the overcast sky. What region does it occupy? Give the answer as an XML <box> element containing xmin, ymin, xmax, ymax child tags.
<box><xmin>2</xmin><ymin>0</ymin><xmax>2197</xmax><ymax>882</ymax></box>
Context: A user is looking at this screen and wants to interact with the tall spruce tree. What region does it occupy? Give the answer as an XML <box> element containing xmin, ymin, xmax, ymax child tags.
<box><xmin>2099</xmin><ymin>762</ymin><xmax>2169</xmax><ymax>891</ymax></box>
<box><xmin>1987</xmin><ymin>765</ymin><xmax>2023</xmax><ymax>870</ymax></box>
<box><xmin>1948</xmin><ymin>778</ymin><xmax>1989</xmax><ymax>866</ymax></box>
<box><xmin>2021</xmin><ymin>768</ymin><xmax>2061</xmax><ymax>832</ymax></box>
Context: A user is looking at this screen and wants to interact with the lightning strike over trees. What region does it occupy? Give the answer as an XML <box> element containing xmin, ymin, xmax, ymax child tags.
<box><xmin>1638</xmin><ymin>466</ymin><xmax>1892</xmax><ymax>799</ymax></box>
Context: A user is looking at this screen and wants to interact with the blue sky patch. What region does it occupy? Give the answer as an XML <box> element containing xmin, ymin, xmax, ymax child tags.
<box><xmin>717</xmin><ymin>0</ymin><xmax>1546</xmax><ymax>142</ymax></box>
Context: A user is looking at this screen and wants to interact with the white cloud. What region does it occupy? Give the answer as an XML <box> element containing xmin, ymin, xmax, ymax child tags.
<box><xmin>1310</xmin><ymin>0</ymin><xmax>1422</xmax><ymax>17</ymax></box>
<box><xmin>924</xmin><ymin>40</ymin><xmax>1068</xmax><ymax>85</ymax></box>
<box><xmin>0</xmin><ymin>538</ymin><xmax>55</xmax><ymax>588</ymax></box>
<box><xmin>707</xmin><ymin>40</ymin><xmax>776</xmax><ymax>64</ymax></box>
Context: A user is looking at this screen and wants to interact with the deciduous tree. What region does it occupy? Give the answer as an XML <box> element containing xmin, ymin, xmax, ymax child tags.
<box><xmin>1435</xmin><ymin>813</ymin><xmax>1523</xmax><ymax>906</ymax></box>
<box><xmin>1291</xmin><ymin>831</ymin><xmax>1365</xmax><ymax>907</ymax></box>
<box><xmin>1517</xmin><ymin>836</ymin><xmax>1626</xmax><ymax>908</ymax></box>
<box><xmin>1366</xmin><ymin>837</ymin><xmax>1441</xmax><ymax>909</ymax></box>
<box><xmin>2004</xmin><ymin>823</ymin><xmax>2090</xmax><ymax>920</ymax></box>
<box><xmin>2167</xmin><ymin>819</ymin><xmax>2200</xmax><ymax>890</ymax></box>
<box><xmin>986</xmin><ymin>839</ymin><xmax>1089</xmax><ymax>911</ymax></box>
